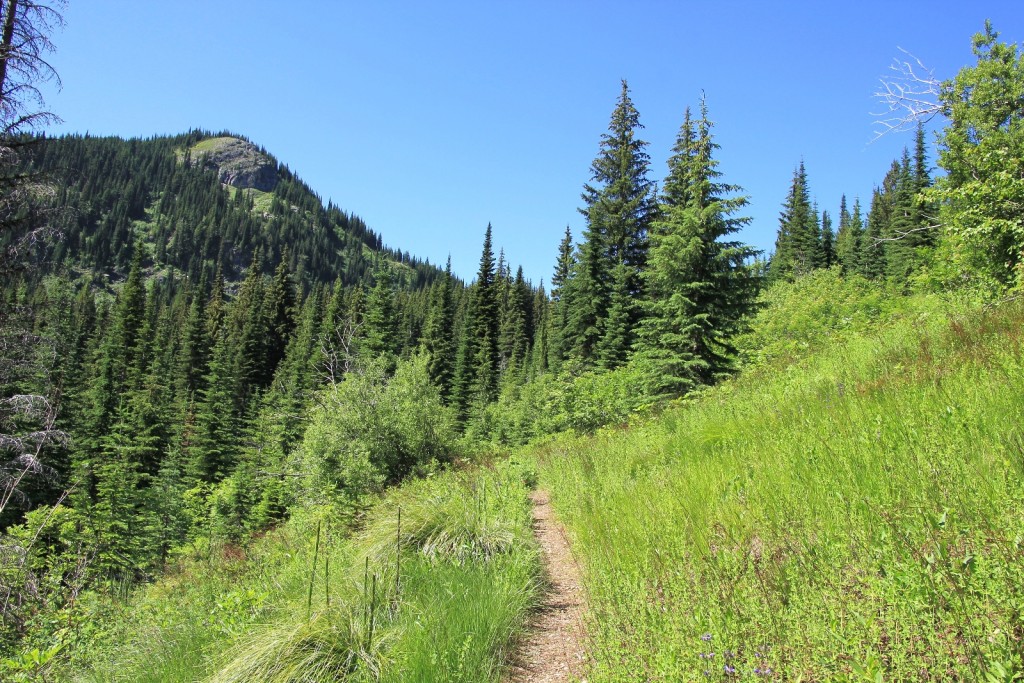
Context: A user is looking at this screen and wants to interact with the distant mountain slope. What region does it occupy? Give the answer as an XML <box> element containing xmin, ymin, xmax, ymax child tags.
<box><xmin>28</xmin><ymin>130</ymin><xmax>439</xmax><ymax>290</ymax></box>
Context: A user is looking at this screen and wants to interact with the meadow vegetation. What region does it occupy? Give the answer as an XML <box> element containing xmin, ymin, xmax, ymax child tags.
<box><xmin>536</xmin><ymin>276</ymin><xmax>1024</xmax><ymax>680</ymax></box>
<box><xmin>16</xmin><ymin>461</ymin><xmax>539</xmax><ymax>682</ymax></box>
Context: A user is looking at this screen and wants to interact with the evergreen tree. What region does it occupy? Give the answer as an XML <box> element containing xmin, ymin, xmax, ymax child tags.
<box><xmin>835</xmin><ymin>194</ymin><xmax>864</xmax><ymax>273</ymax></box>
<box><xmin>635</xmin><ymin>100</ymin><xmax>760</xmax><ymax>392</ymax></box>
<box><xmin>570</xmin><ymin>80</ymin><xmax>656</xmax><ymax>365</ymax></box>
<box><xmin>771</xmin><ymin>162</ymin><xmax>821</xmax><ymax>280</ymax></box>
<box><xmin>178</xmin><ymin>276</ymin><xmax>210</xmax><ymax>397</ymax></box>
<box><xmin>361</xmin><ymin>265</ymin><xmax>400</xmax><ymax>362</ymax></box>
<box><xmin>451</xmin><ymin>225</ymin><xmax>500</xmax><ymax>420</ymax></box>
<box><xmin>471</xmin><ymin>224</ymin><xmax>500</xmax><ymax>404</ymax></box>
<box><xmin>820</xmin><ymin>209</ymin><xmax>836</xmax><ymax>267</ymax></box>
<box><xmin>529</xmin><ymin>283</ymin><xmax>550</xmax><ymax>378</ymax></box>
<box><xmin>547</xmin><ymin>226</ymin><xmax>574</xmax><ymax>370</ymax></box>
<box><xmin>498</xmin><ymin>265</ymin><xmax>530</xmax><ymax>380</ymax></box>
<box><xmin>264</xmin><ymin>253</ymin><xmax>297</xmax><ymax>374</ymax></box>
<box><xmin>421</xmin><ymin>257</ymin><xmax>456</xmax><ymax>399</ymax></box>
<box><xmin>860</xmin><ymin>164</ymin><xmax>899</xmax><ymax>279</ymax></box>
<box><xmin>595</xmin><ymin>259</ymin><xmax>632</xmax><ymax>369</ymax></box>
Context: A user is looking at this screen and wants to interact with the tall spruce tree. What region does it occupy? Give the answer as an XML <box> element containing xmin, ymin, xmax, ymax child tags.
<box><xmin>570</xmin><ymin>80</ymin><xmax>656</xmax><ymax>365</ymax></box>
<box><xmin>471</xmin><ymin>224</ymin><xmax>500</xmax><ymax>404</ymax></box>
<box><xmin>860</xmin><ymin>163</ymin><xmax>900</xmax><ymax>279</ymax></box>
<box><xmin>361</xmin><ymin>264</ymin><xmax>400</xmax><ymax>362</ymax></box>
<box><xmin>634</xmin><ymin>100</ymin><xmax>759</xmax><ymax>393</ymax></box>
<box><xmin>820</xmin><ymin>209</ymin><xmax>836</xmax><ymax>267</ymax></box>
<box><xmin>451</xmin><ymin>225</ymin><xmax>500</xmax><ymax>420</ymax></box>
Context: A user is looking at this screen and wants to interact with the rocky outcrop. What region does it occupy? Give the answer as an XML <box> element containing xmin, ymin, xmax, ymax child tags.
<box><xmin>196</xmin><ymin>137</ymin><xmax>278</xmax><ymax>192</ymax></box>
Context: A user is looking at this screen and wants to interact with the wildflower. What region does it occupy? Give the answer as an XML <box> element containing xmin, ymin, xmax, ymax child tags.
<box><xmin>724</xmin><ymin>664</ymin><xmax>736</xmax><ymax>675</ymax></box>
<box><xmin>700</xmin><ymin>633</ymin><xmax>713</xmax><ymax>642</ymax></box>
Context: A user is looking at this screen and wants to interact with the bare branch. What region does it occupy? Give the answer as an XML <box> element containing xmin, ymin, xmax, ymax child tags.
<box><xmin>871</xmin><ymin>47</ymin><xmax>943</xmax><ymax>141</ymax></box>
<box><xmin>869</xmin><ymin>222</ymin><xmax>943</xmax><ymax>246</ymax></box>
<box><xmin>318</xmin><ymin>318</ymin><xmax>362</xmax><ymax>386</ymax></box>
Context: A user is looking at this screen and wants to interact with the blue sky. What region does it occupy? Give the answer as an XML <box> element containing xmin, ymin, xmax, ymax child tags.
<box><xmin>41</xmin><ymin>1</ymin><xmax>1023</xmax><ymax>285</ymax></box>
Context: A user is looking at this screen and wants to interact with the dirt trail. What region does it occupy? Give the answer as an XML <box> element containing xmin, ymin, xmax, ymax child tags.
<box><xmin>507</xmin><ymin>489</ymin><xmax>589</xmax><ymax>683</ymax></box>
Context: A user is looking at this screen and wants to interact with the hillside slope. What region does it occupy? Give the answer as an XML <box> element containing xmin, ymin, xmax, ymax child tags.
<box><xmin>27</xmin><ymin>131</ymin><xmax>440</xmax><ymax>290</ymax></box>
<box><xmin>536</xmin><ymin>283</ymin><xmax>1024</xmax><ymax>680</ymax></box>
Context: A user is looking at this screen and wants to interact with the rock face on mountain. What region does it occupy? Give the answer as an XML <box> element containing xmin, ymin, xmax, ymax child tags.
<box><xmin>195</xmin><ymin>137</ymin><xmax>278</xmax><ymax>192</ymax></box>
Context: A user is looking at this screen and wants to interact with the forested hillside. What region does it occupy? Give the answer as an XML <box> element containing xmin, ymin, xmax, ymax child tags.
<box><xmin>2</xmin><ymin>4</ymin><xmax>1024</xmax><ymax>680</ymax></box>
<box><xmin>28</xmin><ymin>131</ymin><xmax>440</xmax><ymax>288</ymax></box>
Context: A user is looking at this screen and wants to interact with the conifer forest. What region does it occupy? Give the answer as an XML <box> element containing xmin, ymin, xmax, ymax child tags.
<box><xmin>2</xmin><ymin>2</ymin><xmax>1024</xmax><ymax>681</ymax></box>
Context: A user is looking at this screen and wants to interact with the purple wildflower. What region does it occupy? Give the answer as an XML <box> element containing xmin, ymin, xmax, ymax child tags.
<box><xmin>700</xmin><ymin>633</ymin><xmax>713</xmax><ymax>642</ymax></box>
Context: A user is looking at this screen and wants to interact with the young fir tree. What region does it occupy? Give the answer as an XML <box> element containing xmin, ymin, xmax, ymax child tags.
<box><xmin>177</xmin><ymin>275</ymin><xmax>210</xmax><ymax>397</ymax></box>
<box><xmin>884</xmin><ymin>131</ymin><xmax>935</xmax><ymax>281</ymax></box>
<box><xmin>529</xmin><ymin>282</ymin><xmax>550</xmax><ymax>378</ymax></box>
<box><xmin>421</xmin><ymin>256</ymin><xmax>457</xmax><ymax>400</ymax></box>
<box><xmin>570</xmin><ymin>80</ymin><xmax>656</xmax><ymax>366</ymax></box>
<box><xmin>595</xmin><ymin>259</ymin><xmax>633</xmax><ymax>369</ymax></box>
<box><xmin>546</xmin><ymin>226</ymin><xmax>575</xmax><ymax>371</ymax></box>
<box><xmin>227</xmin><ymin>250</ymin><xmax>271</xmax><ymax>407</ymax></box>
<box><xmin>634</xmin><ymin>100</ymin><xmax>760</xmax><ymax>393</ymax></box>
<box><xmin>498</xmin><ymin>265</ymin><xmax>530</xmax><ymax>382</ymax></box>
<box><xmin>835</xmin><ymin>194</ymin><xmax>864</xmax><ymax>274</ymax></box>
<box><xmin>820</xmin><ymin>209</ymin><xmax>836</xmax><ymax>267</ymax></box>
<box><xmin>771</xmin><ymin>162</ymin><xmax>822</xmax><ymax>280</ymax></box>
<box><xmin>264</xmin><ymin>253</ymin><xmax>297</xmax><ymax>374</ymax></box>
<box><xmin>360</xmin><ymin>264</ymin><xmax>400</xmax><ymax>363</ymax></box>
<box><xmin>860</xmin><ymin>163</ymin><xmax>899</xmax><ymax>279</ymax></box>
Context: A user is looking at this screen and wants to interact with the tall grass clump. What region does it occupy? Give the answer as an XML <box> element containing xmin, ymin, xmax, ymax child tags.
<box><xmin>539</xmin><ymin>288</ymin><xmax>1024</xmax><ymax>681</ymax></box>
<box><xmin>56</xmin><ymin>507</ymin><xmax>351</xmax><ymax>683</ymax></box>
<box><xmin>66</xmin><ymin>461</ymin><xmax>541</xmax><ymax>683</ymax></box>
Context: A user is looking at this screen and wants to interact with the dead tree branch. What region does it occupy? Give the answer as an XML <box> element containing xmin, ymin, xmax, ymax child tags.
<box><xmin>872</xmin><ymin>47</ymin><xmax>943</xmax><ymax>140</ymax></box>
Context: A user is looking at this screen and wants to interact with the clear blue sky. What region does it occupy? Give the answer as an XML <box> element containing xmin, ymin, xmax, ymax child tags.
<box><xmin>41</xmin><ymin>1</ymin><xmax>1024</xmax><ymax>285</ymax></box>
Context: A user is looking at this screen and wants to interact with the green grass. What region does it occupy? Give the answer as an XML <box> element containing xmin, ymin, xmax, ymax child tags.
<box><xmin>537</xmin><ymin>293</ymin><xmax>1024</xmax><ymax>681</ymax></box>
<box><xmin>190</xmin><ymin>137</ymin><xmax>237</xmax><ymax>155</ymax></box>
<box><xmin>54</xmin><ymin>463</ymin><xmax>540</xmax><ymax>682</ymax></box>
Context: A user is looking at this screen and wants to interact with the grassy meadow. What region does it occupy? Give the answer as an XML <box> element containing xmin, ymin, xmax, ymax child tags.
<box><xmin>536</xmin><ymin>285</ymin><xmax>1024</xmax><ymax>680</ymax></box>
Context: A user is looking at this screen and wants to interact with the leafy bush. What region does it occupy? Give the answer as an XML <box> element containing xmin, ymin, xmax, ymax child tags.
<box><xmin>290</xmin><ymin>353</ymin><xmax>458</xmax><ymax>507</ymax></box>
<box><xmin>473</xmin><ymin>362</ymin><xmax>655</xmax><ymax>447</ymax></box>
<box><xmin>734</xmin><ymin>267</ymin><xmax>944</xmax><ymax>367</ymax></box>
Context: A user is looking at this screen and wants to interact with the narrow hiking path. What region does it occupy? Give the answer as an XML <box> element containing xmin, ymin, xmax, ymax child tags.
<box><xmin>508</xmin><ymin>489</ymin><xmax>589</xmax><ymax>683</ymax></box>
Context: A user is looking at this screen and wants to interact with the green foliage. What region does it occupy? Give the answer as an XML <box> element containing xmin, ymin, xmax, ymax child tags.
<box><xmin>735</xmin><ymin>267</ymin><xmax>935</xmax><ymax>367</ymax></box>
<box><xmin>930</xmin><ymin>22</ymin><xmax>1024</xmax><ymax>290</ymax></box>
<box><xmin>635</xmin><ymin>100</ymin><xmax>759</xmax><ymax>393</ymax></box>
<box><xmin>359</xmin><ymin>472</ymin><xmax>532</xmax><ymax>566</ymax></box>
<box><xmin>471</xmin><ymin>362</ymin><xmax>655</xmax><ymax>446</ymax></box>
<box><xmin>360</xmin><ymin>266</ymin><xmax>400</xmax><ymax>362</ymax></box>
<box><xmin>421</xmin><ymin>257</ymin><xmax>457</xmax><ymax>399</ymax></box>
<box><xmin>291</xmin><ymin>353</ymin><xmax>458</xmax><ymax>508</ymax></box>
